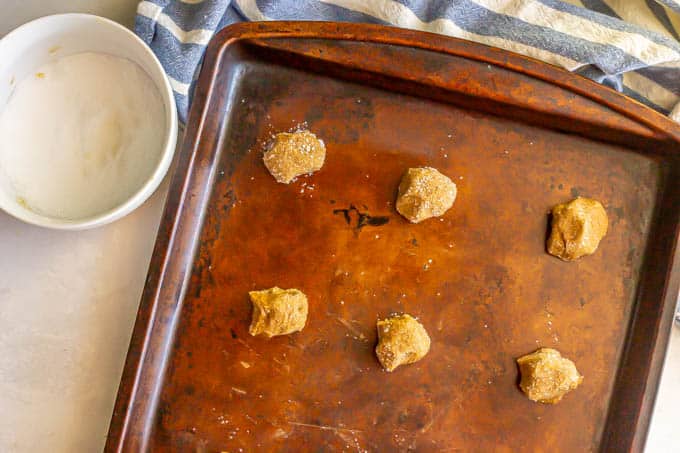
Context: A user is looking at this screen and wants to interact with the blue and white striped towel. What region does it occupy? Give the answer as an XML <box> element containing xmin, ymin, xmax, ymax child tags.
<box><xmin>136</xmin><ymin>0</ymin><xmax>680</xmax><ymax>124</ymax></box>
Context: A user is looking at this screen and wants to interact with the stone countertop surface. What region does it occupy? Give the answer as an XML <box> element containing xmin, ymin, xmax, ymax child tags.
<box><xmin>0</xmin><ymin>1</ymin><xmax>677</xmax><ymax>451</ymax></box>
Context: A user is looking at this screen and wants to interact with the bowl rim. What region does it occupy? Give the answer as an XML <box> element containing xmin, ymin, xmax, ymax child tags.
<box><xmin>0</xmin><ymin>13</ymin><xmax>178</xmax><ymax>230</ymax></box>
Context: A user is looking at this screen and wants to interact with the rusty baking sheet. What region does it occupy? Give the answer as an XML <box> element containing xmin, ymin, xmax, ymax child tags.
<box><xmin>106</xmin><ymin>22</ymin><xmax>680</xmax><ymax>452</ymax></box>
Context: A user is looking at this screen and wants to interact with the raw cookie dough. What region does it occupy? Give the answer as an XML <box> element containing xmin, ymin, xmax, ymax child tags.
<box><xmin>375</xmin><ymin>314</ymin><xmax>431</xmax><ymax>372</ymax></box>
<box><xmin>263</xmin><ymin>130</ymin><xmax>326</xmax><ymax>184</ymax></box>
<box><xmin>517</xmin><ymin>348</ymin><xmax>583</xmax><ymax>404</ymax></box>
<box><xmin>396</xmin><ymin>167</ymin><xmax>457</xmax><ymax>223</ymax></box>
<box><xmin>547</xmin><ymin>197</ymin><xmax>608</xmax><ymax>261</ymax></box>
<box><xmin>248</xmin><ymin>287</ymin><xmax>308</xmax><ymax>337</ymax></box>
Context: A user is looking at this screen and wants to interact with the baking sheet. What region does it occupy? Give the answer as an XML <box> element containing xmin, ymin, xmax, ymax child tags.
<box><xmin>106</xmin><ymin>22</ymin><xmax>680</xmax><ymax>453</ymax></box>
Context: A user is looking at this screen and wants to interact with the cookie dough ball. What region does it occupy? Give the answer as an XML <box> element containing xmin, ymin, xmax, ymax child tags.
<box><xmin>547</xmin><ymin>197</ymin><xmax>608</xmax><ymax>261</ymax></box>
<box><xmin>375</xmin><ymin>314</ymin><xmax>431</xmax><ymax>372</ymax></box>
<box><xmin>396</xmin><ymin>167</ymin><xmax>457</xmax><ymax>223</ymax></box>
<box><xmin>517</xmin><ymin>348</ymin><xmax>583</xmax><ymax>404</ymax></box>
<box><xmin>248</xmin><ymin>287</ymin><xmax>308</xmax><ymax>337</ymax></box>
<box><xmin>263</xmin><ymin>130</ymin><xmax>326</xmax><ymax>184</ymax></box>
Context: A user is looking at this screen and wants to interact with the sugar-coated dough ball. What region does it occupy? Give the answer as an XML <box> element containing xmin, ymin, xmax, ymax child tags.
<box><xmin>248</xmin><ymin>287</ymin><xmax>308</xmax><ymax>337</ymax></box>
<box><xmin>396</xmin><ymin>167</ymin><xmax>457</xmax><ymax>223</ymax></box>
<box><xmin>375</xmin><ymin>314</ymin><xmax>431</xmax><ymax>372</ymax></box>
<box><xmin>547</xmin><ymin>197</ymin><xmax>608</xmax><ymax>261</ymax></box>
<box><xmin>517</xmin><ymin>348</ymin><xmax>583</xmax><ymax>404</ymax></box>
<box><xmin>263</xmin><ymin>130</ymin><xmax>325</xmax><ymax>184</ymax></box>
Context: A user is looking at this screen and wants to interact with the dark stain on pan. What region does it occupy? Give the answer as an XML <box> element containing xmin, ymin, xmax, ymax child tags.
<box><xmin>333</xmin><ymin>204</ymin><xmax>389</xmax><ymax>231</ymax></box>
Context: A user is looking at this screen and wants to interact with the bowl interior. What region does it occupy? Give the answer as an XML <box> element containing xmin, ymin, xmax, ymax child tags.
<box><xmin>0</xmin><ymin>14</ymin><xmax>176</xmax><ymax>229</ymax></box>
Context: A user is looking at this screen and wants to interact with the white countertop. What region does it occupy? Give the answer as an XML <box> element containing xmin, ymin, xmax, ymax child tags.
<box><xmin>0</xmin><ymin>2</ymin><xmax>678</xmax><ymax>452</ymax></box>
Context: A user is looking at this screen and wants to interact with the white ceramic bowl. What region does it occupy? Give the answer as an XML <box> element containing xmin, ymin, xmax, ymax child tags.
<box><xmin>0</xmin><ymin>14</ymin><xmax>177</xmax><ymax>230</ymax></box>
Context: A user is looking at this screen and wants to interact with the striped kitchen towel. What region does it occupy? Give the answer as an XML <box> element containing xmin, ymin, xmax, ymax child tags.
<box><xmin>136</xmin><ymin>0</ymin><xmax>680</xmax><ymax>124</ymax></box>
